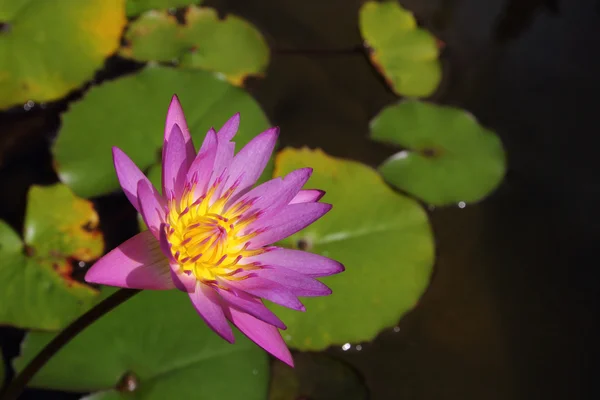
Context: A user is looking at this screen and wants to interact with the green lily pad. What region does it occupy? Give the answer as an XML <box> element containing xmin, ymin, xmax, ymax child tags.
<box><xmin>0</xmin><ymin>184</ymin><xmax>101</xmax><ymax>330</ymax></box>
<box><xmin>126</xmin><ymin>0</ymin><xmax>201</xmax><ymax>17</ymax></box>
<box><xmin>269</xmin><ymin>148</ymin><xmax>434</xmax><ymax>350</ymax></box>
<box><xmin>0</xmin><ymin>0</ymin><xmax>126</xmax><ymax>109</ymax></box>
<box><xmin>14</xmin><ymin>290</ymin><xmax>269</xmax><ymax>399</ymax></box>
<box><xmin>269</xmin><ymin>353</ymin><xmax>368</xmax><ymax>400</ymax></box>
<box><xmin>359</xmin><ymin>1</ymin><xmax>441</xmax><ymax>97</ymax></box>
<box><xmin>121</xmin><ymin>6</ymin><xmax>269</xmax><ymax>86</ymax></box>
<box><xmin>370</xmin><ymin>100</ymin><xmax>506</xmax><ymax>205</ymax></box>
<box><xmin>53</xmin><ymin>65</ymin><xmax>270</xmax><ymax>199</ymax></box>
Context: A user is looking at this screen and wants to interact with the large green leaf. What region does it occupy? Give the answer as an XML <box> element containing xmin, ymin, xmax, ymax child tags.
<box><xmin>0</xmin><ymin>184</ymin><xmax>101</xmax><ymax>330</ymax></box>
<box><xmin>53</xmin><ymin>65</ymin><xmax>270</xmax><ymax>198</ymax></box>
<box><xmin>121</xmin><ymin>7</ymin><xmax>269</xmax><ymax>86</ymax></box>
<box><xmin>359</xmin><ymin>1</ymin><xmax>441</xmax><ymax>97</ymax></box>
<box><xmin>370</xmin><ymin>100</ymin><xmax>506</xmax><ymax>205</ymax></box>
<box><xmin>269</xmin><ymin>353</ymin><xmax>368</xmax><ymax>400</ymax></box>
<box><xmin>126</xmin><ymin>0</ymin><xmax>201</xmax><ymax>16</ymax></box>
<box><xmin>14</xmin><ymin>290</ymin><xmax>269</xmax><ymax>400</ymax></box>
<box><xmin>269</xmin><ymin>148</ymin><xmax>434</xmax><ymax>350</ymax></box>
<box><xmin>0</xmin><ymin>0</ymin><xmax>126</xmax><ymax>109</ymax></box>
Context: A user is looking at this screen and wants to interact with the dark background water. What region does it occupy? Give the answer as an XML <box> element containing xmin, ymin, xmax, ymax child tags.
<box><xmin>1</xmin><ymin>0</ymin><xmax>599</xmax><ymax>398</ymax></box>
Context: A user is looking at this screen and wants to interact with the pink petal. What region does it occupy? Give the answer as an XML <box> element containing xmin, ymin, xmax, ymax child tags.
<box><xmin>187</xmin><ymin>128</ymin><xmax>217</xmax><ymax>195</ymax></box>
<box><xmin>162</xmin><ymin>125</ymin><xmax>191</xmax><ymax>200</ymax></box>
<box><xmin>216</xmin><ymin>113</ymin><xmax>240</xmax><ymax>141</ymax></box>
<box><xmin>212</xmin><ymin>141</ymin><xmax>235</xmax><ymax>182</ymax></box>
<box><xmin>112</xmin><ymin>147</ymin><xmax>154</xmax><ymax>214</ymax></box>
<box><xmin>158</xmin><ymin>224</ymin><xmax>197</xmax><ymax>293</ymax></box>
<box><xmin>137</xmin><ymin>180</ymin><xmax>166</xmax><ymax>239</ymax></box>
<box><xmin>189</xmin><ymin>282</ymin><xmax>235</xmax><ymax>343</ymax></box>
<box><xmin>223</xmin><ymin>128</ymin><xmax>279</xmax><ymax>195</ymax></box>
<box><xmin>290</xmin><ymin>189</ymin><xmax>325</xmax><ymax>204</ymax></box>
<box><xmin>246</xmin><ymin>248</ymin><xmax>344</xmax><ymax>278</ymax></box>
<box><xmin>253</xmin><ymin>267</ymin><xmax>332</xmax><ymax>297</ymax></box>
<box><xmin>248</xmin><ymin>203</ymin><xmax>332</xmax><ymax>248</ymax></box>
<box><xmin>224</xmin><ymin>305</ymin><xmax>294</xmax><ymax>367</ymax></box>
<box><xmin>226</xmin><ymin>276</ymin><xmax>305</xmax><ymax>311</ymax></box>
<box><xmin>163</xmin><ymin>95</ymin><xmax>195</xmax><ymax>164</ymax></box>
<box><xmin>158</xmin><ymin>223</ymin><xmax>175</xmax><ymax>263</ymax></box>
<box><xmin>85</xmin><ymin>231</ymin><xmax>173</xmax><ymax>290</ymax></box>
<box><xmin>216</xmin><ymin>284</ymin><xmax>286</xmax><ymax>329</ymax></box>
<box><xmin>169</xmin><ymin>264</ymin><xmax>196</xmax><ymax>293</ymax></box>
<box><xmin>228</xmin><ymin>168</ymin><xmax>311</xmax><ymax>215</ymax></box>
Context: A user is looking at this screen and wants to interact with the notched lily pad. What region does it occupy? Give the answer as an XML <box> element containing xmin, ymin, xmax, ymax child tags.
<box><xmin>52</xmin><ymin>65</ymin><xmax>270</xmax><ymax>199</ymax></box>
<box><xmin>269</xmin><ymin>148</ymin><xmax>434</xmax><ymax>350</ymax></box>
<box><xmin>125</xmin><ymin>0</ymin><xmax>200</xmax><ymax>17</ymax></box>
<box><xmin>0</xmin><ymin>184</ymin><xmax>102</xmax><ymax>330</ymax></box>
<box><xmin>0</xmin><ymin>0</ymin><xmax>126</xmax><ymax>109</ymax></box>
<box><xmin>370</xmin><ymin>100</ymin><xmax>506</xmax><ymax>205</ymax></box>
<box><xmin>359</xmin><ymin>1</ymin><xmax>441</xmax><ymax>97</ymax></box>
<box><xmin>269</xmin><ymin>353</ymin><xmax>368</xmax><ymax>400</ymax></box>
<box><xmin>121</xmin><ymin>6</ymin><xmax>269</xmax><ymax>85</ymax></box>
<box><xmin>14</xmin><ymin>290</ymin><xmax>269</xmax><ymax>400</ymax></box>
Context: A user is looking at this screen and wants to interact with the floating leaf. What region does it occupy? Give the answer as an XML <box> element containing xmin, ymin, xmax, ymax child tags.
<box><xmin>126</xmin><ymin>0</ymin><xmax>200</xmax><ymax>16</ymax></box>
<box><xmin>370</xmin><ymin>100</ymin><xmax>506</xmax><ymax>205</ymax></box>
<box><xmin>269</xmin><ymin>353</ymin><xmax>368</xmax><ymax>400</ymax></box>
<box><xmin>14</xmin><ymin>290</ymin><xmax>269</xmax><ymax>399</ymax></box>
<box><xmin>0</xmin><ymin>184</ymin><xmax>101</xmax><ymax>330</ymax></box>
<box><xmin>53</xmin><ymin>65</ymin><xmax>270</xmax><ymax>198</ymax></box>
<box><xmin>359</xmin><ymin>1</ymin><xmax>441</xmax><ymax>97</ymax></box>
<box><xmin>0</xmin><ymin>0</ymin><xmax>126</xmax><ymax>109</ymax></box>
<box><xmin>121</xmin><ymin>7</ymin><xmax>269</xmax><ymax>85</ymax></box>
<box><xmin>269</xmin><ymin>148</ymin><xmax>434</xmax><ymax>350</ymax></box>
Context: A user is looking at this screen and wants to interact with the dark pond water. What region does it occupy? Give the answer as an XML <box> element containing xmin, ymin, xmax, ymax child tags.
<box><xmin>1</xmin><ymin>0</ymin><xmax>599</xmax><ymax>398</ymax></box>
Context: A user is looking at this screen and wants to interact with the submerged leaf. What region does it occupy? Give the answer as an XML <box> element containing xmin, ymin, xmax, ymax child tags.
<box><xmin>269</xmin><ymin>353</ymin><xmax>368</xmax><ymax>400</ymax></box>
<box><xmin>269</xmin><ymin>148</ymin><xmax>434</xmax><ymax>350</ymax></box>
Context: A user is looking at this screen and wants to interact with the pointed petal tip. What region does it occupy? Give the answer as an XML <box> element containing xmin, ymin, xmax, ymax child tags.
<box><xmin>279</xmin><ymin>352</ymin><xmax>295</xmax><ymax>368</ymax></box>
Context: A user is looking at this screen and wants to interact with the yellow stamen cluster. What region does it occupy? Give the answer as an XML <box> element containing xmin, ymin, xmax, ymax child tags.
<box><xmin>165</xmin><ymin>180</ymin><xmax>263</xmax><ymax>283</ymax></box>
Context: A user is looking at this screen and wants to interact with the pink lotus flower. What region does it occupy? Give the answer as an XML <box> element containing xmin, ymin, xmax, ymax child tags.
<box><xmin>85</xmin><ymin>95</ymin><xmax>343</xmax><ymax>366</ymax></box>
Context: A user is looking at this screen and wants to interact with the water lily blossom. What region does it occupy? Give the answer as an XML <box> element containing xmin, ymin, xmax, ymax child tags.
<box><xmin>85</xmin><ymin>95</ymin><xmax>344</xmax><ymax>366</ymax></box>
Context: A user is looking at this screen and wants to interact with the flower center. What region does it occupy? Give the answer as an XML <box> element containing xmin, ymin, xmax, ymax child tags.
<box><xmin>165</xmin><ymin>181</ymin><xmax>263</xmax><ymax>283</ymax></box>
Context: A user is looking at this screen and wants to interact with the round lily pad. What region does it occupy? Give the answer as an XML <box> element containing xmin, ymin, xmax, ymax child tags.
<box><xmin>0</xmin><ymin>0</ymin><xmax>126</xmax><ymax>109</ymax></box>
<box><xmin>358</xmin><ymin>1</ymin><xmax>441</xmax><ymax>97</ymax></box>
<box><xmin>14</xmin><ymin>290</ymin><xmax>269</xmax><ymax>400</ymax></box>
<box><xmin>0</xmin><ymin>184</ymin><xmax>102</xmax><ymax>330</ymax></box>
<box><xmin>269</xmin><ymin>353</ymin><xmax>368</xmax><ymax>400</ymax></box>
<box><xmin>53</xmin><ymin>65</ymin><xmax>270</xmax><ymax>198</ymax></box>
<box><xmin>370</xmin><ymin>100</ymin><xmax>507</xmax><ymax>205</ymax></box>
<box><xmin>121</xmin><ymin>6</ymin><xmax>269</xmax><ymax>85</ymax></box>
<box><xmin>126</xmin><ymin>0</ymin><xmax>200</xmax><ymax>17</ymax></box>
<box><xmin>269</xmin><ymin>148</ymin><xmax>434</xmax><ymax>350</ymax></box>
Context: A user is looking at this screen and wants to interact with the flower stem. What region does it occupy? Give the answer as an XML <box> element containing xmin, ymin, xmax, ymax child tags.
<box><xmin>0</xmin><ymin>288</ymin><xmax>141</xmax><ymax>400</ymax></box>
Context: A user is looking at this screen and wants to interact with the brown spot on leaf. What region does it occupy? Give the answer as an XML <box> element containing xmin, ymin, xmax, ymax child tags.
<box><xmin>419</xmin><ymin>146</ymin><xmax>444</xmax><ymax>159</ymax></box>
<box><xmin>24</xmin><ymin>245</ymin><xmax>35</xmax><ymax>257</ymax></box>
